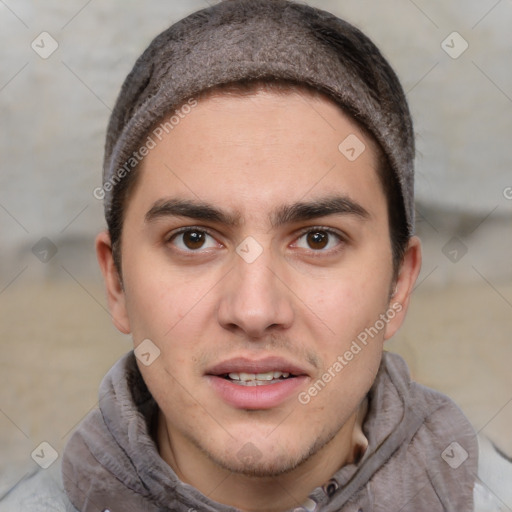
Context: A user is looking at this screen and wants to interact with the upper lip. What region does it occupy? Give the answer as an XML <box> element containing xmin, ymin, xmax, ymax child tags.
<box><xmin>206</xmin><ymin>356</ymin><xmax>310</xmax><ymax>377</ymax></box>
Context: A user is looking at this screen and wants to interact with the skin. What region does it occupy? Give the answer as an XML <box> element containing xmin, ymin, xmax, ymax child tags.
<box><xmin>96</xmin><ymin>89</ymin><xmax>422</xmax><ymax>512</ymax></box>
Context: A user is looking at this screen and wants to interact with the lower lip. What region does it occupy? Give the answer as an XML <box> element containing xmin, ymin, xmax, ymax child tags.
<box><xmin>207</xmin><ymin>375</ymin><xmax>308</xmax><ymax>410</ymax></box>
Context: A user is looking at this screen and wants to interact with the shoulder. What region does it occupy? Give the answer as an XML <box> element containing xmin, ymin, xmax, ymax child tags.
<box><xmin>474</xmin><ymin>435</ymin><xmax>512</xmax><ymax>511</ymax></box>
<box><xmin>0</xmin><ymin>463</ymin><xmax>76</xmax><ymax>512</ymax></box>
<box><xmin>383</xmin><ymin>352</ymin><xmax>478</xmax><ymax>446</ymax></box>
<box><xmin>402</xmin><ymin>364</ymin><xmax>512</xmax><ymax>509</ymax></box>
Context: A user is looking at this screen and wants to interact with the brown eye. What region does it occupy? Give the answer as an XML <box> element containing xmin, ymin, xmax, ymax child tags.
<box><xmin>182</xmin><ymin>230</ymin><xmax>206</xmax><ymax>249</ymax></box>
<box><xmin>306</xmin><ymin>231</ymin><xmax>329</xmax><ymax>250</ymax></box>
<box><xmin>293</xmin><ymin>228</ymin><xmax>343</xmax><ymax>253</ymax></box>
<box><xmin>169</xmin><ymin>229</ymin><xmax>218</xmax><ymax>252</ymax></box>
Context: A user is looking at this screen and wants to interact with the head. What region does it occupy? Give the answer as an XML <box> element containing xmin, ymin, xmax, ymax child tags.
<box><xmin>96</xmin><ymin>0</ymin><xmax>421</xmax><ymax>484</ymax></box>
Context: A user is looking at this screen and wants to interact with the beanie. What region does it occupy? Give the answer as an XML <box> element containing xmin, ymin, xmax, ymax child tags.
<box><xmin>102</xmin><ymin>0</ymin><xmax>415</xmax><ymax>233</ymax></box>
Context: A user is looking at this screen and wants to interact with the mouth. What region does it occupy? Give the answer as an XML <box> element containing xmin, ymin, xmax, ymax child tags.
<box><xmin>220</xmin><ymin>370</ymin><xmax>295</xmax><ymax>386</ymax></box>
<box><xmin>205</xmin><ymin>356</ymin><xmax>309</xmax><ymax>409</ymax></box>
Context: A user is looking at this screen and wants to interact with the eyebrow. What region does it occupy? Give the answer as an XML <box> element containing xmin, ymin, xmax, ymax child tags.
<box><xmin>145</xmin><ymin>198</ymin><xmax>241</xmax><ymax>226</ymax></box>
<box><xmin>271</xmin><ymin>196</ymin><xmax>369</xmax><ymax>227</ymax></box>
<box><xmin>144</xmin><ymin>196</ymin><xmax>369</xmax><ymax>227</ymax></box>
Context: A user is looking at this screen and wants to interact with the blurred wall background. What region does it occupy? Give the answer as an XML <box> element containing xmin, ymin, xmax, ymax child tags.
<box><xmin>1</xmin><ymin>0</ymin><xmax>511</xmax><ymax>497</ymax></box>
<box><xmin>1</xmin><ymin>0</ymin><xmax>511</xmax><ymax>286</ymax></box>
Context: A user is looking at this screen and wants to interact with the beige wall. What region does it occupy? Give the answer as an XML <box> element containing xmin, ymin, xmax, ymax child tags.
<box><xmin>1</xmin><ymin>0</ymin><xmax>511</xmax><ymax>287</ymax></box>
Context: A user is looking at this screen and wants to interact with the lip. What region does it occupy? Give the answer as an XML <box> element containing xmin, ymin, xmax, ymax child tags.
<box><xmin>206</xmin><ymin>356</ymin><xmax>309</xmax><ymax>377</ymax></box>
<box><xmin>205</xmin><ymin>356</ymin><xmax>310</xmax><ymax>410</ymax></box>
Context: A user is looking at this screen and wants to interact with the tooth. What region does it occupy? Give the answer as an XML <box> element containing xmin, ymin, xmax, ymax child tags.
<box><xmin>227</xmin><ymin>370</ymin><xmax>293</xmax><ymax>383</ymax></box>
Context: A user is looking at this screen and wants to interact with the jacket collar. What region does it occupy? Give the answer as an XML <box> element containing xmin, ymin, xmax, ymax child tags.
<box><xmin>62</xmin><ymin>351</ymin><xmax>477</xmax><ymax>512</ymax></box>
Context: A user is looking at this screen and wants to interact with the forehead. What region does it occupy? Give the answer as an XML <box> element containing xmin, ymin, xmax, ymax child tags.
<box><xmin>129</xmin><ymin>88</ymin><xmax>384</xmax><ymax>221</ymax></box>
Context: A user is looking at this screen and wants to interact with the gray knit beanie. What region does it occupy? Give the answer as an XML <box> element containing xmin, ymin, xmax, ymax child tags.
<box><xmin>102</xmin><ymin>0</ymin><xmax>415</xmax><ymax>234</ymax></box>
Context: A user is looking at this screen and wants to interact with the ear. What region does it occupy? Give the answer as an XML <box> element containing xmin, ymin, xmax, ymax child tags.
<box><xmin>383</xmin><ymin>236</ymin><xmax>422</xmax><ymax>340</ymax></box>
<box><xmin>95</xmin><ymin>230</ymin><xmax>131</xmax><ymax>334</ymax></box>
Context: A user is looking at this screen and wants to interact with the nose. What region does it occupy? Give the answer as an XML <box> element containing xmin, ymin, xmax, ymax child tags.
<box><xmin>216</xmin><ymin>246</ymin><xmax>294</xmax><ymax>339</ymax></box>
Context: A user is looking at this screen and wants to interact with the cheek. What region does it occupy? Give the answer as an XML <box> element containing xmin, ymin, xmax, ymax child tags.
<box><xmin>295</xmin><ymin>270</ymin><xmax>390</xmax><ymax>342</ymax></box>
<box><xmin>123</xmin><ymin>273</ymin><xmax>169</xmax><ymax>340</ymax></box>
<box><xmin>122</xmin><ymin>247</ymin><xmax>218</xmax><ymax>341</ymax></box>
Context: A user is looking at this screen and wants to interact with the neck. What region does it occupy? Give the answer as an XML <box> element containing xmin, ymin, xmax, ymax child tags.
<box><xmin>156</xmin><ymin>402</ymin><xmax>368</xmax><ymax>512</ymax></box>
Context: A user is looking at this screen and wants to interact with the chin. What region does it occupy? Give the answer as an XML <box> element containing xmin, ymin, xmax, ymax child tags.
<box><xmin>204</xmin><ymin>430</ymin><xmax>332</xmax><ymax>478</ymax></box>
<box><xmin>214</xmin><ymin>451</ymin><xmax>303</xmax><ymax>478</ymax></box>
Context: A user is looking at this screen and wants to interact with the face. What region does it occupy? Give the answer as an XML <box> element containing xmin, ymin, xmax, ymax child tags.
<box><xmin>98</xmin><ymin>88</ymin><xmax>419</xmax><ymax>479</ymax></box>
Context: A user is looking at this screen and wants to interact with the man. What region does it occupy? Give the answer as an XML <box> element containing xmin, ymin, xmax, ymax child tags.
<box><xmin>2</xmin><ymin>1</ymin><xmax>510</xmax><ymax>511</ymax></box>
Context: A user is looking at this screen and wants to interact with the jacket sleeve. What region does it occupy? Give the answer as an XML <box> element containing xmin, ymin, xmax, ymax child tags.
<box><xmin>0</xmin><ymin>464</ymin><xmax>77</xmax><ymax>512</ymax></box>
<box><xmin>474</xmin><ymin>435</ymin><xmax>512</xmax><ymax>512</ymax></box>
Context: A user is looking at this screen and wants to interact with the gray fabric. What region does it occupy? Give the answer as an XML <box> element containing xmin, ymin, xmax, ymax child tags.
<box><xmin>58</xmin><ymin>351</ymin><xmax>478</xmax><ymax>511</ymax></box>
<box><xmin>474</xmin><ymin>437</ymin><xmax>512</xmax><ymax>510</ymax></box>
<box><xmin>7</xmin><ymin>439</ymin><xmax>512</xmax><ymax>511</ymax></box>
<box><xmin>103</xmin><ymin>0</ymin><xmax>415</xmax><ymax>233</ymax></box>
<box><xmin>0</xmin><ymin>464</ymin><xmax>76</xmax><ymax>512</ymax></box>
